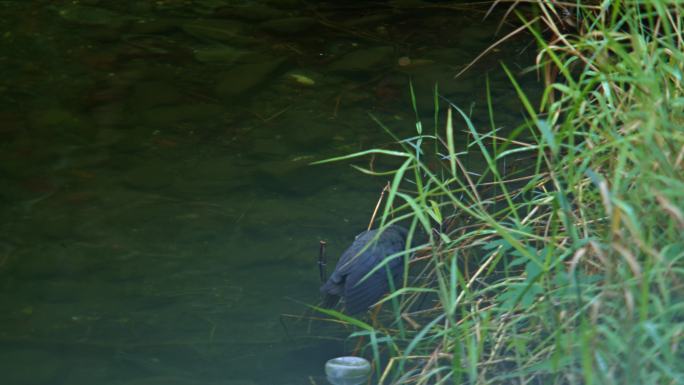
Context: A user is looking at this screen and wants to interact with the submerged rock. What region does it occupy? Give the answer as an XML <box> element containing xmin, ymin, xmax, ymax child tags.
<box><xmin>130</xmin><ymin>81</ymin><xmax>182</xmax><ymax>108</ymax></box>
<box><xmin>182</xmin><ymin>19</ymin><xmax>256</xmax><ymax>46</ymax></box>
<box><xmin>259</xmin><ymin>17</ymin><xmax>318</xmax><ymax>34</ymax></box>
<box><xmin>264</xmin><ymin>0</ymin><xmax>305</xmax><ymax>9</ymax></box>
<box><xmin>142</xmin><ymin>103</ymin><xmax>224</xmax><ymax>126</ymax></box>
<box><xmin>129</xmin><ymin>17</ymin><xmax>179</xmax><ymax>34</ymax></box>
<box><xmin>424</xmin><ymin>47</ymin><xmax>472</xmax><ymax>64</ymax></box>
<box><xmin>56</xmin><ymin>5</ymin><xmax>131</xmax><ymax>29</ymax></box>
<box><xmin>389</xmin><ymin>0</ymin><xmax>432</xmax><ymax>7</ymax></box>
<box><xmin>215</xmin><ymin>4</ymin><xmax>288</xmax><ymax>21</ymax></box>
<box><xmin>327</xmin><ymin>46</ymin><xmax>395</xmax><ymax>74</ymax></box>
<box><xmin>192</xmin><ymin>45</ymin><xmax>245</xmax><ymax>64</ymax></box>
<box><xmin>215</xmin><ymin>57</ymin><xmax>289</xmax><ymax>100</ymax></box>
<box><xmin>123</xmin><ymin>161</ymin><xmax>176</xmax><ymax>191</ymax></box>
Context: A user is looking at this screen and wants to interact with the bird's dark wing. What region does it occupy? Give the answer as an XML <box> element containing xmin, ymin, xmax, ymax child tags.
<box><xmin>320</xmin><ymin>225</ymin><xmax>408</xmax><ymax>314</ymax></box>
<box><xmin>319</xmin><ymin>230</ymin><xmax>376</xmax><ymax>297</ymax></box>
<box><xmin>342</xmin><ymin>226</ymin><xmax>407</xmax><ymax>314</ymax></box>
<box><xmin>333</xmin><ymin>229</ymin><xmax>378</xmax><ymax>276</ymax></box>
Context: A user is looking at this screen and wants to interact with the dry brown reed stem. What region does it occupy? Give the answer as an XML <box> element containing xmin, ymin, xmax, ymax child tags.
<box><xmin>310</xmin><ymin>10</ymin><xmax>392</xmax><ymax>45</ymax></box>
<box><xmin>379</xmin><ymin>355</ymin><xmax>421</xmax><ymax>385</ymax></box>
<box><xmin>455</xmin><ymin>16</ymin><xmax>539</xmax><ymax>79</ymax></box>
<box><xmin>398</xmin><ymin>257</ymin><xmax>438</xmax><ymax>314</ymax></box>
<box><xmin>400</xmin><ymin>313</ymin><xmax>421</xmax><ymax>330</ymax></box>
<box><xmin>449</xmin><ymin>143</ymin><xmax>485</xmax><ymax>207</ymax></box>
<box><xmin>653</xmin><ymin>191</ymin><xmax>684</xmax><ymax>230</ymax></box>
<box><xmin>400</xmin><ymin>303</ymin><xmax>442</xmax><ymax>320</ymax></box>
<box><xmin>488</xmin><ymin>0</ymin><xmax>522</xmax><ymax>34</ymax></box>
<box><xmin>483</xmin><ymin>313</ymin><xmax>510</xmax><ymax>371</ymax></box>
<box><xmin>419</xmin><ymin>345</ymin><xmax>444</xmax><ymax>384</ymax></box>
<box><xmin>444</xmin><ymin>127</ymin><xmax>536</xmax><ymax>148</ymax></box>
<box><xmin>568</xmin><ymin>247</ymin><xmax>587</xmax><ymax>277</ymax></box>
<box><xmin>367</xmin><ymin>181</ymin><xmax>391</xmax><ymax>231</ymax></box>
<box><xmin>478</xmin><ymin>133</ymin><xmax>535</xmax><ymax>148</ymax></box>
<box><xmin>449</xmin><ymin>242</ymin><xmax>505</xmax><ymax>310</ymax></box>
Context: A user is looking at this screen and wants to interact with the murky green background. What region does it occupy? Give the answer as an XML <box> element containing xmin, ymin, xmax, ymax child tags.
<box><xmin>0</xmin><ymin>1</ymin><xmax>537</xmax><ymax>384</ymax></box>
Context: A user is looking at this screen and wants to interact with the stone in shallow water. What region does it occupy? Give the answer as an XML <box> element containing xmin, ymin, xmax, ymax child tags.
<box><xmin>327</xmin><ymin>46</ymin><xmax>395</xmax><ymax>74</ymax></box>
<box><xmin>29</xmin><ymin>108</ymin><xmax>81</xmax><ymax>128</ymax></box>
<box><xmin>122</xmin><ymin>161</ymin><xmax>176</xmax><ymax>191</ymax></box>
<box><xmin>57</xmin><ymin>5</ymin><xmax>131</xmax><ymax>29</ymax></box>
<box><xmin>424</xmin><ymin>47</ymin><xmax>472</xmax><ymax>64</ymax></box>
<box><xmin>191</xmin><ymin>0</ymin><xmax>234</xmax><ymax>14</ymax></box>
<box><xmin>129</xmin><ymin>18</ymin><xmax>179</xmax><ymax>34</ymax></box>
<box><xmin>182</xmin><ymin>19</ymin><xmax>256</xmax><ymax>46</ymax></box>
<box><xmin>130</xmin><ymin>81</ymin><xmax>182</xmax><ymax>108</ymax></box>
<box><xmin>142</xmin><ymin>103</ymin><xmax>224</xmax><ymax>126</ymax></box>
<box><xmin>389</xmin><ymin>0</ymin><xmax>432</xmax><ymax>7</ymax></box>
<box><xmin>192</xmin><ymin>45</ymin><xmax>245</xmax><ymax>64</ymax></box>
<box><xmin>259</xmin><ymin>17</ymin><xmax>318</xmax><ymax>34</ymax></box>
<box><xmin>264</xmin><ymin>0</ymin><xmax>305</xmax><ymax>9</ymax></box>
<box><xmin>215</xmin><ymin>58</ymin><xmax>289</xmax><ymax>100</ymax></box>
<box><xmin>215</xmin><ymin>4</ymin><xmax>288</xmax><ymax>21</ymax></box>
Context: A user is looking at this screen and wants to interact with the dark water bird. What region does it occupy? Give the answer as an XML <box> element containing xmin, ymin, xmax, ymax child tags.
<box><xmin>320</xmin><ymin>225</ymin><xmax>408</xmax><ymax>315</ymax></box>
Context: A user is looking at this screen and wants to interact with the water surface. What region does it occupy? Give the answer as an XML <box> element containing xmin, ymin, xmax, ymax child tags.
<box><xmin>0</xmin><ymin>1</ymin><xmax>537</xmax><ymax>383</ymax></box>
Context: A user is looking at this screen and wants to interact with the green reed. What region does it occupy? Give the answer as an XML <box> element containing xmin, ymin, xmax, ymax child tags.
<box><xmin>314</xmin><ymin>1</ymin><xmax>684</xmax><ymax>384</ymax></box>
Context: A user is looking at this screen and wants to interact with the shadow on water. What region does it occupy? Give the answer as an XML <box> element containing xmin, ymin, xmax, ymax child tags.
<box><xmin>0</xmin><ymin>1</ymin><xmax>539</xmax><ymax>384</ymax></box>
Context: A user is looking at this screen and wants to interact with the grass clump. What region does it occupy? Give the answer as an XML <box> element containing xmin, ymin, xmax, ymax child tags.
<box><xmin>316</xmin><ymin>1</ymin><xmax>684</xmax><ymax>384</ymax></box>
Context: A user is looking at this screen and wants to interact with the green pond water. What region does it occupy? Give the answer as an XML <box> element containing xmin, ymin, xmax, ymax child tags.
<box><xmin>0</xmin><ymin>1</ymin><xmax>539</xmax><ymax>384</ymax></box>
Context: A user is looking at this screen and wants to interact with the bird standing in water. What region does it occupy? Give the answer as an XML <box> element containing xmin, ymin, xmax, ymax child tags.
<box><xmin>320</xmin><ymin>225</ymin><xmax>408</xmax><ymax>315</ymax></box>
